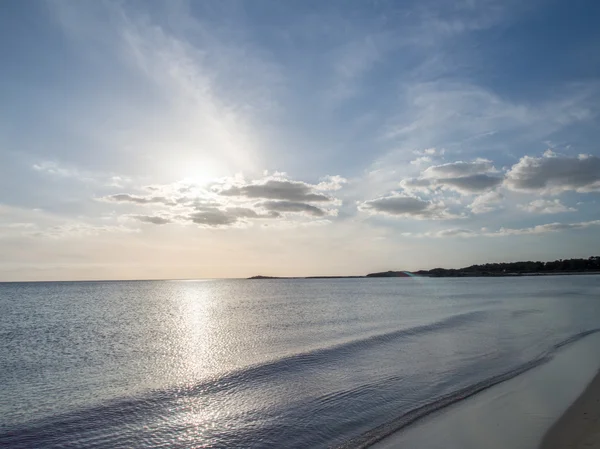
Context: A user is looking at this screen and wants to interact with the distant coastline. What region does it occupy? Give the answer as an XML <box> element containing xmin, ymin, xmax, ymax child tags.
<box><xmin>249</xmin><ymin>257</ymin><xmax>600</xmax><ymax>279</ymax></box>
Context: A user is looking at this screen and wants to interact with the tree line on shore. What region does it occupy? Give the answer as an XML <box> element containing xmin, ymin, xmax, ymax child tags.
<box><xmin>415</xmin><ymin>256</ymin><xmax>600</xmax><ymax>276</ymax></box>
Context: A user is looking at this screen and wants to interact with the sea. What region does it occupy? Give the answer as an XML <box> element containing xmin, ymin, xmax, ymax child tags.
<box><xmin>1</xmin><ymin>275</ymin><xmax>600</xmax><ymax>448</ymax></box>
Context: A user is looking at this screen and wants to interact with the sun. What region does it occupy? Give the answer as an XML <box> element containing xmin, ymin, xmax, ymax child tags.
<box><xmin>175</xmin><ymin>157</ymin><xmax>225</xmax><ymax>186</ymax></box>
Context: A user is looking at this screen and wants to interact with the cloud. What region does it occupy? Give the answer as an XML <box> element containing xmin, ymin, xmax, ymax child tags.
<box><xmin>219</xmin><ymin>179</ymin><xmax>332</xmax><ymax>202</ymax></box>
<box><xmin>131</xmin><ymin>215</ymin><xmax>172</xmax><ymax>225</ymax></box>
<box><xmin>183</xmin><ymin>206</ymin><xmax>278</xmax><ymax>227</ymax></box>
<box><xmin>437</xmin><ymin>174</ymin><xmax>503</xmax><ymax>193</ymax></box>
<box><xmin>95</xmin><ymin>173</ymin><xmax>345</xmax><ymax>228</ymax></box>
<box><xmin>410</xmin><ymin>156</ymin><xmax>432</xmax><ymax>166</ymax></box>
<box><xmin>258</xmin><ymin>201</ymin><xmax>327</xmax><ymax>217</ymax></box>
<box><xmin>187</xmin><ymin>209</ymin><xmax>242</xmax><ymax>227</ymax></box>
<box><xmin>385</xmin><ymin>82</ymin><xmax>594</xmax><ymax>151</ymax></box>
<box><xmin>517</xmin><ymin>199</ymin><xmax>576</xmax><ymax>214</ymax></box>
<box><xmin>469</xmin><ymin>191</ymin><xmax>504</xmax><ymax>214</ymax></box>
<box><xmin>423</xmin><ymin>159</ymin><xmax>496</xmax><ymax>178</ymax></box>
<box><xmin>315</xmin><ymin>175</ymin><xmax>348</xmax><ymax>191</ymax></box>
<box><xmin>402</xmin><ymin>159</ymin><xmax>502</xmax><ymax>195</ymax></box>
<box><xmin>505</xmin><ymin>153</ymin><xmax>600</xmax><ymax>193</ymax></box>
<box><xmin>33</xmin><ymin>161</ymin><xmax>132</xmax><ymax>187</ymax></box>
<box><xmin>401</xmin><ymin>228</ymin><xmax>476</xmax><ymax>238</ymax></box>
<box><xmin>399</xmin><ymin>177</ymin><xmax>433</xmax><ymax>193</ymax></box>
<box><xmin>32</xmin><ymin>161</ymin><xmax>88</xmax><ymax>179</ymax></box>
<box><xmin>31</xmin><ymin>223</ymin><xmax>137</xmax><ymax>239</ymax></box>
<box><xmin>359</xmin><ymin>194</ymin><xmax>458</xmax><ymax>220</ymax></box>
<box><xmin>492</xmin><ymin>220</ymin><xmax>600</xmax><ymax>236</ymax></box>
<box><xmin>101</xmin><ymin>193</ymin><xmax>177</xmax><ymax>206</ymax></box>
<box><xmin>404</xmin><ymin>220</ymin><xmax>600</xmax><ymax>238</ymax></box>
<box><xmin>435</xmin><ymin>228</ymin><xmax>475</xmax><ymax>237</ymax></box>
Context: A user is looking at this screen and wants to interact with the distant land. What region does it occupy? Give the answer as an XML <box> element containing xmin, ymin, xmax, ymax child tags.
<box><xmin>249</xmin><ymin>256</ymin><xmax>600</xmax><ymax>279</ymax></box>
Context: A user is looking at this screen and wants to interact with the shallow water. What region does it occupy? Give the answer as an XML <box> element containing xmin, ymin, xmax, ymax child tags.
<box><xmin>1</xmin><ymin>276</ymin><xmax>600</xmax><ymax>448</ymax></box>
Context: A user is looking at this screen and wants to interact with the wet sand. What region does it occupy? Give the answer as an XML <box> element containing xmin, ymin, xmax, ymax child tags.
<box><xmin>540</xmin><ymin>369</ymin><xmax>600</xmax><ymax>449</ymax></box>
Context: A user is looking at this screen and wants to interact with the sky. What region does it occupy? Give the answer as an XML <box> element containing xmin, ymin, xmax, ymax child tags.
<box><xmin>1</xmin><ymin>0</ymin><xmax>599</xmax><ymax>281</ymax></box>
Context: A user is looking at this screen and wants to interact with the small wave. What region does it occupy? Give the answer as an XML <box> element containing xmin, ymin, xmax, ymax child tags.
<box><xmin>510</xmin><ymin>309</ymin><xmax>542</xmax><ymax>318</ymax></box>
<box><xmin>335</xmin><ymin>328</ymin><xmax>600</xmax><ymax>449</ymax></box>
<box><xmin>0</xmin><ymin>311</ymin><xmax>488</xmax><ymax>445</ymax></box>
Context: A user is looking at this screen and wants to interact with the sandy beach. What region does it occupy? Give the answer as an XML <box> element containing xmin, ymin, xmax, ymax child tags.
<box><xmin>540</xmin><ymin>369</ymin><xmax>600</xmax><ymax>449</ymax></box>
<box><xmin>371</xmin><ymin>332</ymin><xmax>600</xmax><ymax>449</ymax></box>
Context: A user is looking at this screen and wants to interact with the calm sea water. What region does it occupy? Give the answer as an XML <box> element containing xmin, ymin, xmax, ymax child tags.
<box><xmin>1</xmin><ymin>276</ymin><xmax>600</xmax><ymax>448</ymax></box>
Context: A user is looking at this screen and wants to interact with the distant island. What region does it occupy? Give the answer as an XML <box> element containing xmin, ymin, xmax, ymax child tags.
<box><xmin>249</xmin><ymin>256</ymin><xmax>600</xmax><ymax>279</ymax></box>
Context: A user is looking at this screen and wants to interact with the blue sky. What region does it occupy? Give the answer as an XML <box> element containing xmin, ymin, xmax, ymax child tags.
<box><xmin>1</xmin><ymin>0</ymin><xmax>599</xmax><ymax>280</ymax></box>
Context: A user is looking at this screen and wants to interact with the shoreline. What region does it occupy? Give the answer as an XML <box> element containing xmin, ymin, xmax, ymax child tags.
<box><xmin>248</xmin><ymin>271</ymin><xmax>600</xmax><ymax>280</ymax></box>
<box><xmin>540</xmin><ymin>368</ymin><xmax>600</xmax><ymax>449</ymax></box>
<box><xmin>370</xmin><ymin>332</ymin><xmax>600</xmax><ymax>449</ymax></box>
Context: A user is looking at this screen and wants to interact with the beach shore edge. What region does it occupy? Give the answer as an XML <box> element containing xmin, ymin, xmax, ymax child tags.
<box><xmin>540</xmin><ymin>368</ymin><xmax>600</xmax><ymax>449</ymax></box>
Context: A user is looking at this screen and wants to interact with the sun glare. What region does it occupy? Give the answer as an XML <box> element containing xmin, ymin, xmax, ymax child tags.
<box><xmin>175</xmin><ymin>157</ymin><xmax>225</xmax><ymax>186</ymax></box>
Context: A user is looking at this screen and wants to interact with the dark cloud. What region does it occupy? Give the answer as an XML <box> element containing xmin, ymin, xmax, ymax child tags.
<box><xmin>102</xmin><ymin>194</ymin><xmax>176</xmax><ymax>206</ymax></box>
<box><xmin>493</xmin><ymin>220</ymin><xmax>600</xmax><ymax>235</ymax></box>
<box><xmin>132</xmin><ymin>215</ymin><xmax>171</xmax><ymax>225</ymax></box>
<box><xmin>259</xmin><ymin>201</ymin><xmax>326</xmax><ymax>217</ymax></box>
<box><xmin>188</xmin><ymin>209</ymin><xmax>238</xmax><ymax>226</ymax></box>
<box><xmin>219</xmin><ymin>180</ymin><xmax>331</xmax><ymax>202</ymax></box>
<box><xmin>360</xmin><ymin>195</ymin><xmax>456</xmax><ymax>220</ymax></box>
<box><xmin>186</xmin><ymin>207</ymin><xmax>278</xmax><ymax>227</ymax></box>
<box><xmin>437</xmin><ymin>174</ymin><xmax>503</xmax><ymax>192</ymax></box>
<box><xmin>436</xmin><ymin>228</ymin><xmax>474</xmax><ymax>237</ymax></box>
<box><xmin>505</xmin><ymin>153</ymin><xmax>600</xmax><ymax>193</ymax></box>
<box><xmin>404</xmin><ymin>160</ymin><xmax>502</xmax><ymax>195</ymax></box>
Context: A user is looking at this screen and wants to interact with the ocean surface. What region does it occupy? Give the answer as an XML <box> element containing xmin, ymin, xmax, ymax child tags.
<box><xmin>1</xmin><ymin>276</ymin><xmax>600</xmax><ymax>448</ymax></box>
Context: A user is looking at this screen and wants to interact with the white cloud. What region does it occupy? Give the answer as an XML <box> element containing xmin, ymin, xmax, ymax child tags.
<box><xmin>410</xmin><ymin>156</ymin><xmax>432</xmax><ymax>166</ymax></box>
<box><xmin>316</xmin><ymin>175</ymin><xmax>348</xmax><ymax>191</ymax></box>
<box><xmin>469</xmin><ymin>190</ymin><xmax>504</xmax><ymax>214</ymax></box>
<box><xmin>98</xmin><ymin>173</ymin><xmax>344</xmax><ymax>228</ymax></box>
<box><xmin>399</xmin><ymin>177</ymin><xmax>434</xmax><ymax>193</ymax></box>
<box><xmin>505</xmin><ymin>153</ymin><xmax>600</xmax><ymax>193</ymax></box>
<box><xmin>517</xmin><ymin>199</ymin><xmax>576</xmax><ymax>214</ymax></box>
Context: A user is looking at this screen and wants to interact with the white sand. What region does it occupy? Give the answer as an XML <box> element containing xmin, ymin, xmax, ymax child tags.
<box><xmin>371</xmin><ymin>333</ymin><xmax>600</xmax><ymax>449</ymax></box>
